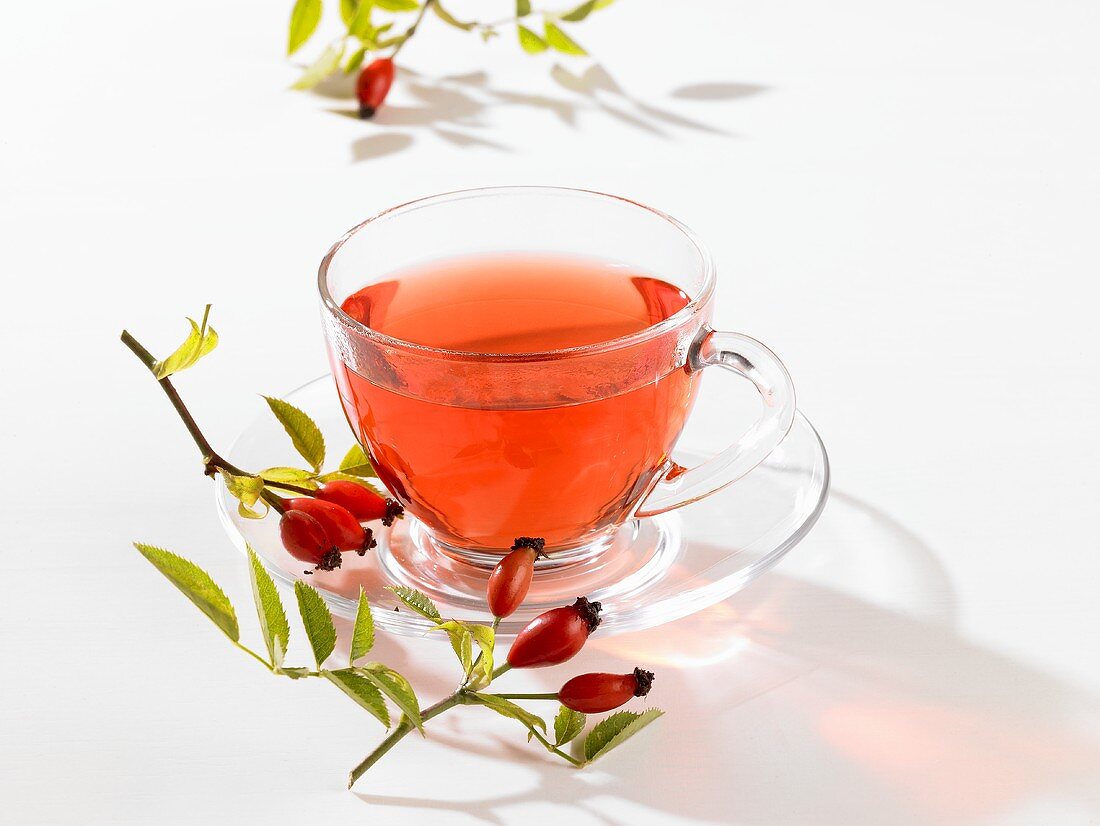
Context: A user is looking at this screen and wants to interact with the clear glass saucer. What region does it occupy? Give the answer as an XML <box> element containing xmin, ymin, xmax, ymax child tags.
<box><xmin>215</xmin><ymin>375</ymin><xmax>829</xmax><ymax>637</ymax></box>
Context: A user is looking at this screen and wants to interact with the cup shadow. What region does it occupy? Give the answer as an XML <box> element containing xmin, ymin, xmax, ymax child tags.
<box><xmin>348</xmin><ymin>491</ymin><xmax>1100</xmax><ymax>824</ymax></box>
<box><xmin>318</xmin><ymin>64</ymin><xmax>765</xmax><ymax>162</ymax></box>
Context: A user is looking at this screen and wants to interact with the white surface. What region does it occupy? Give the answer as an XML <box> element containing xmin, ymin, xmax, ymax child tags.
<box><xmin>2</xmin><ymin>0</ymin><xmax>1099</xmax><ymax>823</ymax></box>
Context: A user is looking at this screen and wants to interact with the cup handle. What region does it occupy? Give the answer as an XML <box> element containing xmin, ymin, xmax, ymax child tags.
<box><xmin>634</xmin><ymin>329</ymin><xmax>797</xmax><ymax>518</ymax></box>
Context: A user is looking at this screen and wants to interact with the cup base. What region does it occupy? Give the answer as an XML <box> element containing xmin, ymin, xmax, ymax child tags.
<box><xmin>375</xmin><ymin>514</ymin><xmax>683</xmax><ymax>618</ymax></box>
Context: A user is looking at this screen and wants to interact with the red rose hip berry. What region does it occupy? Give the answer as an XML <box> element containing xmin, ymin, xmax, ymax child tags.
<box><xmin>507</xmin><ymin>597</ymin><xmax>602</xmax><ymax>668</ymax></box>
<box><xmin>315</xmin><ymin>480</ymin><xmax>389</xmax><ymax>522</ymax></box>
<box><xmin>487</xmin><ymin>537</ymin><xmax>545</xmax><ymax>619</ymax></box>
<box><xmin>279</xmin><ymin>510</ymin><xmax>341</xmax><ymax>572</ymax></box>
<box><xmin>286</xmin><ymin>498</ymin><xmax>371</xmax><ymax>552</ymax></box>
<box><xmin>357</xmin><ymin>58</ymin><xmax>395</xmax><ymax>119</ymax></box>
<box><xmin>559</xmin><ymin>668</ymin><xmax>655</xmax><ymax>714</ymax></box>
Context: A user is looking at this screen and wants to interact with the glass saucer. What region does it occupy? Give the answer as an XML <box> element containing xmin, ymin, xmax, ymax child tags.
<box><xmin>215</xmin><ymin>375</ymin><xmax>829</xmax><ymax>637</ymax></box>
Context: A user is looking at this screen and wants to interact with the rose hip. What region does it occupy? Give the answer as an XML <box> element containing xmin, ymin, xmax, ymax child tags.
<box><xmin>507</xmin><ymin>597</ymin><xmax>602</xmax><ymax>668</ymax></box>
<box><xmin>357</xmin><ymin>58</ymin><xmax>395</xmax><ymax>119</ymax></box>
<box><xmin>315</xmin><ymin>480</ymin><xmax>389</xmax><ymax>522</ymax></box>
<box><xmin>559</xmin><ymin>668</ymin><xmax>655</xmax><ymax>714</ymax></box>
<box><xmin>487</xmin><ymin>537</ymin><xmax>545</xmax><ymax>618</ymax></box>
<box><xmin>286</xmin><ymin>497</ymin><xmax>368</xmax><ymax>552</ymax></box>
<box><xmin>280</xmin><ymin>510</ymin><xmax>341</xmax><ymax>572</ymax></box>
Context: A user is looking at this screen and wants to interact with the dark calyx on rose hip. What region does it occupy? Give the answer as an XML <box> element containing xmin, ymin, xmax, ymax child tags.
<box><xmin>507</xmin><ymin>596</ymin><xmax>602</xmax><ymax>668</ymax></box>
<box><xmin>559</xmin><ymin>667</ymin><xmax>655</xmax><ymax>714</ymax></box>
<box><xmin>487</xmin><ymin>536</ymin><xmax>547</xmax><ymax>619</ymax></box>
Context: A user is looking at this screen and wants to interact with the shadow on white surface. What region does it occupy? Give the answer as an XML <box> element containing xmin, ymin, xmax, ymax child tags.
<box><xmin>350</xmin><ymin>492</ymin><xmax>1100</xmax><ymax>825</ymax></box>
<box><xmin>317</xmin><ymin>64</ymin><xmax>760</xmax><ymax>161</ymax></box>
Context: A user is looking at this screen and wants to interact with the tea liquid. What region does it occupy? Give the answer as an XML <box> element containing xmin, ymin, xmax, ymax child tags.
<box><xmin>335</xmin><ymin>255</ymin><xmax>698</xmax><ymax>550</ymax></box>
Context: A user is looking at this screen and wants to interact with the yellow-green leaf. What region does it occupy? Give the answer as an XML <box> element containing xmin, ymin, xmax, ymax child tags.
<box><xmin>339</xmin><ymin>444</ymin><xmax>376</xmax><ymax>476</ymax></box>
<box><xmin>434</xmin><ymin>620</ymin><xmax>474</xmax><ymax>677</ymax></box>
<box><xmin>288</xmin><ymin>0</ymin><xmax>323</xmax><ymax>56</ymax></box>
<box><xmin>134</xmin><ymin>543</ymin><xmax>239</xmax><ymax>642</ymax></box>
<box><xmin>554</xmin><ymin>705</ymin><xmax>586</xmax><ymax>746</ymax></box>
<box><xmin>248</xmin><ymin>546</ymin><xmax>290</xmax><ymax>667</ymax></box>
<box><xmin>375</xmin><ymin>0</ymin><xmax>418</xmax><ymax>10</ymax></box>
<box><xmin>433</xmin><ymin>2</ymin><xmax>475</xmax><ymax>30</ymax></box>
<box><xmin>323</xmin><ymin>668</ymin><xmax>391</xmax><ymax>727</ymax></box>
<box><xmin>350</xmin><ymin>588</ymin><xmax>375</xmax><ymax>663</ymax></box>
<box><xmin>468</xmin><ymin>692</ymin><xmax>546</xmax><ymax>733</ymax></box>
<box><xmin>295</xmin><ymin>580</ymin><xmax>337</xmax><ymax>669</ymax></box>
<box><xmin>291</xmin><ymin>43</ymin><xmax>345</xmax><ymax>90</ymax></box>
<box><xmin>340</xmin><ymin>0</ymin><xmax>358</xmax><ymax>25</ymax></box>
<box><xmin>516</xmin><ymin>0</ymin><xmax>531</xmax><ymax>16</ymax></box>
<box><xmin>349</xmin><ymin>0</ymin><xmax>374</xmax><ymax>37</ymax></box>
<box><xmin>238</xmin><ymin>500</ymin><xmax>269</xmax><ymax>519</ymax></box>
<box><xmin>468</xmin><ymin>624</ymin><xmax>495</xmax><ymax>687</ymax></box>
<box><xmin>582</xmin><ymin>709</ymin><xmax>663</xmax><ymax>762</ymax></box>
<box><xmin>357</xmin><ymin>664</ymin><xmax>422</xmax><ymax>730</ymax></box>
<box><xmin>517</xmin><ymin>24</ymin><xmax>548</xmax><ymax>54</ymax></box>
<box><xmin>386</xmin><ymin>585</ymin><xmax>441</xmax><ymax>621</ymax></box>
<box><xmin>223</xmin><ymin>470</ymin><xmax>265</xmax><ymax>508</ymax></box>
<box><xmin>151</xmin><ymin>305</ymin><xmax>218</xmax><ymax>379</ymax></box>
<box><xmin>344</xmin><ymin>45</ymin><xmax>369</xmax><ymax>74</ymax></box>
<box><xmin>263</xmin><ymin>396</ymin><xmax>326</xmax><ymax>472</ymax></box>
<box><xmin>544</xmin><ymin>20</ymin><xmax>586</xmax><ymax>55</ymax></box>
<box><xmin>561</xmin><ymin>0</ymin><xmax>598</xmax><ymax>22</ymax></box>
<box><xmin>259</xmin><ymin>466</ymin><xmax>318</xmax><ymax>490</ymax></box>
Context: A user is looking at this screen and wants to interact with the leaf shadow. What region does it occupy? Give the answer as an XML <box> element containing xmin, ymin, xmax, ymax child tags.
<box><xmin>312</xmin><ymin>63</ymin><xmax>755</xmax><ymax>162</ymax></box>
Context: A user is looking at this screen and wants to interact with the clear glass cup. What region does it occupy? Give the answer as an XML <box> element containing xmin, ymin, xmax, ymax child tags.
<box><xmin>318</xmin><ymin>186</ymin><xmax>796</xmax><ymax>569</ymax></box>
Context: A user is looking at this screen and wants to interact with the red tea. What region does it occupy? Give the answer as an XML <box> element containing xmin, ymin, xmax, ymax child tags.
<box><xmin>333</xmin><ymin>255</ymin><xmax>699</xmax><ymax>551</ymax></box>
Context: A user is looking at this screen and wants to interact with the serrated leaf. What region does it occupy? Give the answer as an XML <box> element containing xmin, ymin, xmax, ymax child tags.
<box><xmin>263</xmin><ymin>396</ymin><xmax>326</xmax><ymax>471</ymax></box>
<box><xmin>468</xmin><ymin>693</ymin><xmax>546</xmax><ymax>733</ymax></box>
<box><xmin>375</xmin><ymin>0</ymin><xmax>418</xmax><ymax>10</ymax></box>
<box><xmin>291</xmin><ymin>43</ymin><xmax>345</xmax><ymax>91</ymax></box>
<box><xmin>467</xmin><ymin>624</ymin><xmax>495</xmax><ymax>687</ymax></box>
<box><xmin>294</xmin><ymin>580</ymin><xmax>337</xmax><ymax>669</ymax></box>
<box><xmin>223</xmin><ymin>470</ymin><xmax>265</xmax><ymax>508</ymax></box>
<box><xmin>238</xmin><ymin>499</ymin><xmax>269</xmax><ymax>519</ymax></box>
<box><xmin>561</xmin><ymin>0</ymin><xmax>598</xmax><ymax>21</ymax></box>
<box><xmin>516</xmin><ymin>0</ymin><xmax>531</xmax><ymax>16</ymax></box>
<box><xmin>287</xmin><ymin>0</ymin><xmax>322</xmax><ymax>55</ymax></box>
<box><xmin>348</xmin><ymin>0</ymin><xmax>374</xmax><ymax>37</ymax></box>
<box><xmin>339</xmin><ymin>444</ymin><xmax>377</xmax><ymax>476</ymax></box>
<box><xmin>517</xmin><ymin>24</ymin><xmax>548</xmax><ymax>53</ymax></box>
<box><xmin>433</xmin><ymin>2</ymin><xmax>475</xmax><ymax>30</ymax></box>
<box><xmin>358</xmin><ymin>664</ymin><xmax>422</xmax><ymax>730</ymax></box>
<box><xmin>386</xmin><ymin>585</ymin><xmax>441</xmax><ymax>621</ymax></box>
<box><xmin>259</xmin><ymin>466</ymin><xmax>319</xmax><ymax>489</ymax></box>
<box><xmin>582</xmin><ymin>709</ymin><xmax>664</xmax><ymax>762</ymax></box>
<box><xmin>247</xmin><ymin>546</ymin><xmax>290</xmax><ymax>667</ymax></box>
<box><xmin>554</xmin><ymin>705</ymin><xmax>586</xmax><ymax>746</ymax></box>
<box><xmin>434</xmin><ymin>620</ymin><xmax>474</xmax><ymax>677</ymax></box>
<box><xmin>544</xmin><ymin>20</ymin><xmax>586</xmax><ymax>55</ymax></box>
<box><xmin>350</xmin><ymin>588</ymin><xmax>375</xmax><ymax>663</ymax></box>
<box><xmin>316</xmin><ymin>471</ymin><xmax>382</xmax><ymax>488</ymax></box>
<box><xmin>323</xmin><ymin>668</ymin><xmax>391</xmax><ymax>727</ymax></box>
<box><xmin>280</xmin><ymin>666</ymin><xmax>313</xmax><ymax>679</ymax></box>
<box><xmin>344</xmin><ymin>45</ymin><xmax>368</xmax><ymax>74</ymax></box>
<box><xmin>151</xmin><ymin>306</ymin><xmax>218</xmax><ymax>379</ymax></box>
<box><xmin>134</xmin><ymin>543</ymin><xmax>239</xmax><ymax>642</ymax></box>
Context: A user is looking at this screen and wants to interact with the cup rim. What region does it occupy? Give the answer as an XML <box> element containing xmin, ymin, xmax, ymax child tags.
<box><xmin>317</xmin><ymin>185</ymin><xmax>716</xmax><ymax>362</ymax></box>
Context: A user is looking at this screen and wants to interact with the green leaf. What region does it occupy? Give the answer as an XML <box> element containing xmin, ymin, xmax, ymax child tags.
<box><xmin>247</xmin><ymin>546</ymin><xmax>290</xmax><ymax>667</ymax></box>
<box><xmin>259</xmin><ymin>466</ymin><xmax>318</xmax><ymax>489</ymax></box>
<box><xmin>561</xmin><ymin>0</ymin><xmax>598</xmax><ymax>22</ymax></box>
<box><xmin>222</xmin><ymin>469</ymin><xmax>265</xmax><ymax>508</ymax></box>
<box><xmin>357</xmin><ymin>664</ymin><xmax>422</xmax><ymax>730</ymax></box>
<box><xmin>517</xmin><ymin>24</ymin><xmax>548</xmax><ymax>54</ymax></box>
<box><xmin>316</xmin><ymin>471</ymin><xmax>382</xmax><ymax>488</ymax></box>
<box><xmin>287</xmin><ymin>0</ymin><xmax>323</xmax><ymax>56</ymax></box>
<box><xmin>340</xmin><ymin>0</ymin><xmax>358</xmax><ymax>25</ymax></box>
<box><xmin>554</xmin><ymin>705</ymin><xmax>586</xmax><ymax>746</ymax></box>
<box><xmin>238</xmin><ymin>499</ymin><xmax>269</xmax><ymax>520</ymax></box>
<box><xmin>375</xmin><ymin>0</ymin><xmax>418</xmax><ymax>10</ymax></box>
<box><xmin>151</xmin><ymin>305</ymin><xmax>218</xmax><ymax>379</ymax></box>
<box><xmin>291</xmin><ymin>43</ymin><xmax>345</xmax><ymax>90</ymax></box>
<box><xmin>349</xmin><ymin>0</ymin><xmax>375</xmax><ymax>37</ymax></box>
<box><xmin>468</xmin><ymin>692</ymin><xmax>546</xmax><ymax>733</ymax></box>
<box><xmin>432</xmin><ymin>2</ymin><xmax>475</xmax><ymax>30</ymax></box>
<box><xmin>350</xmin><ymin>588</ymin><xmax>375</xmax><ymax>663</ymax></box>
<box><xmin>516</xmin><ymin>0</ymin><xmax>531</xmax><ymax>16</ymax></box>
<box><xmin>594</xmin><ymin>0</ymin><xmax>616</xmax><ymax>8</ymax></box>
<box><xmin>344</xmin><ymin>45</ymin><xmax>369</xmax><ymax>74</ymax></box>
<box><xmin>134</xmin><ymin>543</ymin><xmax>239</xmax><ymax>642</ymax></box>
<box><xmin>434</xmin><ymin>620</ymin><xmax>473</xmax><ymax>677</ymax></box>
<box><xmin>323</xmin><ymin>668</ymin><xmax>391</xmax><ymax>727</ymax></box>
<box><xmin>339</xmin><ymin>444</ymin><xmax>377</xmax><ymax>476</ymax></box>
<box><xmin>582</xmin><ymin>709</ymin><xmax>664</xmax><ymax>762</ymax></box>
<box><xmin>468</xmin><ymin>624</ymin><xmax>495</xmax><ymax>687</ymax></box>
<box><xmin>294</xmin><ymin>580</ymin><xmax>337</xmax><ymax>669</ymax></box>
<box><xmin>263</xmin><ymin>396</ymin><xmax>326</xmax><ymax>472</ymax></box>
<box><xmin>544</xmin><ymin>20</ymin><xmax>587</xmax><ymax>55</ymax></box>
<box><xmin>386</xmin><ymin>585</ymin><xmax>441</xmax><ymax>621</ymax></box>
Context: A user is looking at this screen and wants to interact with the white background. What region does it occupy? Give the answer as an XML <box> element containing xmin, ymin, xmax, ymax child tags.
<box><xmin>2</xmin><ymin>0</ymin><xmax>1099</xmax><ymax>823</ymax></box>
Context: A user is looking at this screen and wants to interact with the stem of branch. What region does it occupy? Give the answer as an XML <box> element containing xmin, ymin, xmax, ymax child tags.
<box><xmin>391</xmin><ymin>0</ymin><xmax>436</xmax><ymax>57</ymax></box>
